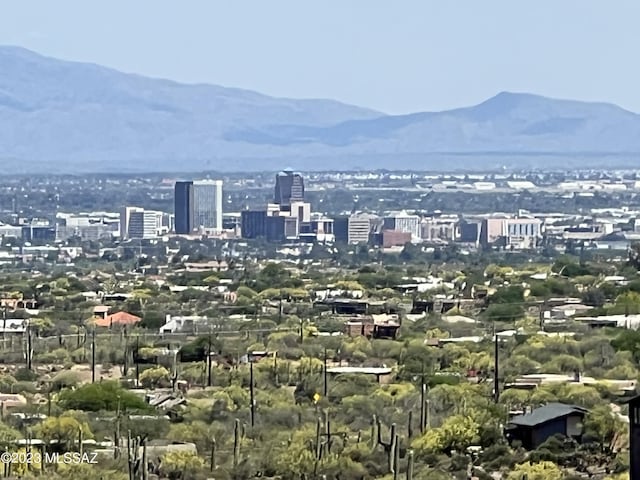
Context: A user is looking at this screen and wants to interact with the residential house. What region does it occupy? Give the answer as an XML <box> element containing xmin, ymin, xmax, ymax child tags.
<box><xmin>0</xmin><ymin>295</ymin><xmax>38</xmax><ymax>311</ymax></box>
<box><xmin>93</xmin><ymin>311</ymin><xmax>141</xmax><ymax>329</ymax></box>
<box><xmin>505</xmin><ymin>403</ymin><xmax>588</xmax><ymax>449</ymax></box>
<box><xmin>159</xmin><ymin>315</ymin><xmax>210</xmax><ymax>334</ymax></box>
<box><xmin>0</xmin><ymin>319</ymin><xmax>27</xmax><ymax>335</ymax></box>
<box><xmin>325</xmin><ymin>366</ymin><xmax>394</xmax><ymax>385</ymax></box>
<box><xmin>343</xmin><ymin>314</ymin><xmax>400</xmax><ymax>339</ymax></box>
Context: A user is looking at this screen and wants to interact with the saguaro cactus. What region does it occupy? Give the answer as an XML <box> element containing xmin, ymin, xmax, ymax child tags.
<box><xmin>370</xmin><ymin>414</ymin><xmax>378</xmax><ymax>449</ymax></box>
<box><xmin>406</xmin><ymin>449</ymin><xmax>414</xmax><ymax>480</ymax></box>
<box><xmin>324</xmin><ymin>410</ymin><xmax>332</xmax><ymax>454</ymax></box>
<box><xmin>210</xmin><ymin>437</ymin><xmax>217</xmax><ymax>471</ymax></box>
<box><xmin>376</xmin><ymin>419</ymin><xmax>401</xmax><ymax>474</ymax></box>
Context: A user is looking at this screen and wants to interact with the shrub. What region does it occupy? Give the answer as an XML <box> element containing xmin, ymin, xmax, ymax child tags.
<box><xmin>58</xmin><ymin>381</ymin><xmax>151</xmax><ymax>412</ymax></box>
<box><xmin>50</xmin><ymin>371</ymin><xmax>81</xmax><ymax>391</ymax></box>
<box><xmin>12</xmin><ymin>381</ymin><xmax>37</xmax><ymax>395</ymax></box>
<box><xmin>14</xmin><ymin>368</ymin><xmax>37</xmax><ymax>382</ymax></box>
<box><xmin>0</xmin><ymin>375</ymin><xmax>17</xmax><ymax>394</ymax></box>
<box><xmin>37</xmin><ymin>348</ymin><xmax>71</xmax><ymax>365</ymax></box>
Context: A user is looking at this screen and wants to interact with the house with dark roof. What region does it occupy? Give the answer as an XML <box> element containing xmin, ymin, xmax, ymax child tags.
<box><xmin>505</xmin><ymin>403</ymin><xmax>588</xmax><ymax>450</ymax></box>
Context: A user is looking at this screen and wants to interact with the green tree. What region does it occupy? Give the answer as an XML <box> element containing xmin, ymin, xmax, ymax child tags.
<box><xmin>490</xmin><ymin>285</ymin><xmax>525</xmax><ymax>304</ymax></box>
<box><xmin>507</xmin><ymin>461</ymin><xmax>564</xmax><ymax>480</ymax></box>
<box><xmin>584</xmin><ymin>404</ymin><xmax>626</xmax><ymax>451</ymax></box>
<box><xmin>36</xmin><ymin>415</ymin><xmax>93</xmax><ymax>449</ymax></box>
<box><xmin>0</xmin><ymin>422</ymin><xmax>21</xmax><ymax>448</ymax></box>
<box><xmin>139</xmin><ymin>366</ymin><xmax>171</xmax><ymax>388</ymax></box>
<box><xmin>159</xmin><ymin>451</ymin><xmax>205</xmax><ymax>480</ymax></box>
<box><xmin>58</xmin><ymin>381</ymin><xmax>150</xmax><ymax>412</ymax></box>
<box><xmin>412</xmin><ymin>414</ymin><xmax>480</xmax><ymax>455</ymax></box>
<box><xmin>167</xmin><ymin>421</ymin><xmax>212</xmax><ymax>452</ymax></box>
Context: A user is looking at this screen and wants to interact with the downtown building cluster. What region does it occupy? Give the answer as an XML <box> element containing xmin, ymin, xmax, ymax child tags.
<box><xmin>240</xmin><ymin>170</ymin><xmax>334</xmax><ymax>243</ymax></box>
<box><xmin>6</xmin><ymin>170</ymin><xmax>640</xmax><ymax>255</ymax></box>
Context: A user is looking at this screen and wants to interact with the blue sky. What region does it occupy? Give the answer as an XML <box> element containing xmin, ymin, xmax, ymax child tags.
<box><xmin>1</xmin><ymin>1</ymin><xmax>639</xmax><ymax>114</ymax></box>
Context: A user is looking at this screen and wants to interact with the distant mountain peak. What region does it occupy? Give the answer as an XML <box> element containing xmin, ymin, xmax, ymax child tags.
<box><xmin>1</xmin><ymin>46</ymin><xmax>640</xmax><ymax>173</ymax></box>
<box><xmin>476</xmin><ymin>91</ymin><xmax>544</xmax><ymax>110</ymax></box>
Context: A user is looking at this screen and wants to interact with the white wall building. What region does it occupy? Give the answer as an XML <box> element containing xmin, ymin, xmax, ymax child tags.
<box><xmin>421</xmin><ymin>216</ymin><xmax>459</xmax><ymax>242</ymax></box>
<box><xmin>384</xmin><ymin>210</ymin><xmax>421</xmax><ymax>241</ymax></box>
<box><xmin>348</xmin><ymin>213</ymin><xmax>377</xmax><ymax>244</ymax></box>
<box><xmin>192</xmin><ymin>180</ymin><xmax>223</xmax><ymax>233</ymax></box>
<box><xmin>121</xmin><ymin>207</ymin><xmax>166</xmax><ymax>239</ymax></box>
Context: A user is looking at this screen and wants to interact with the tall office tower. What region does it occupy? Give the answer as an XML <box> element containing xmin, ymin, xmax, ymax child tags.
<box><xmin>383</xmin><ymin>210</ymin><xmax>421</xmax><ymax>240</ymax></box>
<box><xmin>128</xmin><ymin>210</ymin><xmax>159</xmax><ymax>239</ymax></box>
<box><xmin>192</xmin><ymin>180</ymin><xmax>223</xmax><ymax>233</ymax></box>
<box><xmin>347</xmin><ymin>213</ymin><xmax>378</xmax><ymax>244</ymax></box>
<box><xmin>174</xmin><ymin>181</ymin><xmax>194</xmax><ymax>234</ymax></box>
<box><xmin>274</xmin><ymin>169</ymin><xmax>304</xmax><ymax>210</ymax></box>
<box><xmin>121</xmin><ymin>207</ymin><xmax>159</xmax><ymax>239</ymax></box>
<box><xmin>120</xmin><ymin>206</ymin><xmax>141</xmax><ymax>239</ymax></box>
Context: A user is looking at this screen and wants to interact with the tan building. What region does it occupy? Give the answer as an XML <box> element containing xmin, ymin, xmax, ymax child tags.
<box><xmin>481</xmin><ymin>217</ymin><xmax>542</xmax><ymax>249</ymax></box>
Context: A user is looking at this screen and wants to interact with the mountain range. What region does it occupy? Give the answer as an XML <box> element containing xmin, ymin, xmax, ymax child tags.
<box><xmin>1</xmin><ymin>45</ymin><xmax>640</xmax><ymax>174</ymax></box>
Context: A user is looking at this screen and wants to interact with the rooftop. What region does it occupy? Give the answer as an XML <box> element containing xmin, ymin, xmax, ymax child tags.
<box><xmin>508</xmin><ymin>403</ymin><xmax>588</xmax><ymax>427</ymax></box>
<box><xmin>326</xmin><ymin>367</ymin><xmax>392</xmax><ymax>375</ymax></box>
<box><xmin>94</xmin><ymin>311</ymin><xmax>141</xmax><ymax>328</ymax></box>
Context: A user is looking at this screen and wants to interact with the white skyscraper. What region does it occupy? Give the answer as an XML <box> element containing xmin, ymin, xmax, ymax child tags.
<box><xmin>383</xmin><ymin>210</ymin><xmax>421</xmax><ymax>241</ymax></box>
<box><xmin>120</xmin><ymin>206</ymin><xmax>139</xmax><ymax>239</ymax></box>
<box><xmin>121</xmin><ymin>206</ymin><xmax>161</xmax><ymax>239</ymax></box>
<box><xmin>192</xmin><ymin>180</ymin><xmax>223</xmax><ymax>233</ymax></box>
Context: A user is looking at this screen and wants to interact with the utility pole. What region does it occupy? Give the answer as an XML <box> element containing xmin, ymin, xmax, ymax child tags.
<box><xmin>493</xmin><ymin>326</ymin><xmax>500</xmax><ymax>404</ymax></box>
<box><xmin>419</xmin><ymin>362</ymin><xmax>427</xmax><ymax>432</ymax></box>
<box><xmin>207</xmin><ymin>333</ymin><xmax>213</xmax><ymax>387</ymax></box>
<box><xmin>135</xmin><ymin>336</ymin><xmax>140</xmax><ymax>385</ymax></box>
<box><xmin>299</xmin><ymin>318</ymin><xmax>304</xmax><ymax>343</ymax></box>
<box><xmin>76</xmin><ymin>316</ymin><xmax>82</xmax><ymax>348</ymax></box>
<box><xmin>539</xmin><ymin>300</ymin><xmax>547</xmax><ymax>331</ymax></box>
<box><xmin>123</xmin><ymin>332</ymin><xmax>129</xmax><ymax>378</ymax></box>
<box><xmin>91</xmin><ymin>329</ymin><xmax>96</xmax><ymax>383</ymax></box>
<box><xmin>2</xmin><ymin>306</ymin><xmax>6</xmax><ymax>342</ymax></box>
<box><xmin>26</xmin><ymin>323</ymin><xmax>32</xmax><ymax>371</ymax></box>
<box><xmin>323</xmin><ymin>347</ymin><xmax>328</xmax><ymax>397</ymax></box>
<box><xmin>249</xmin><ymin>360</ymin><xmax>256</xmax><ymax>428</ymax></box>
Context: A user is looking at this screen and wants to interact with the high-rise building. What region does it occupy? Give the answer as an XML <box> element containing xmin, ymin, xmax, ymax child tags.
<box><xmin>128</xmin><ymin>210</ymin><xmax>158</xmax><ymax>239</ymax></box>
<box><xmin>193</xmin><ymin>180</ymin><xmax>223</xmax><ymax>233</ymax></box>
<box><xmin>480</xmin><ymin>216</ymin><xmax>542</xmax><ymax>249</ymax></box>
<box><xmin>174</xmin><ymin>180</ymin><xmax>223</xmax><ymax>234</ymax></box>
<box><xmin>121</xmin><ymin>206</ymin><xmax>142</xmax><ymax>239</ymax></box>
<box><xmin>241</xmin><ymin>210</ymin><xmax>267</xmax><ymax>239</ymax></box>
<box><xmin>420</xmin><ymin>215</ymin><xmax>459</xmax><ymax>242</ymax></box>
<box><xmin>274</xmin><ymin>170</ymin><xmax>304</xmax><ymax>209</ymax></box>
<box><xmin>174</xmin><ymin>181</ymin><xmax>194</xmax><ymax>234</ymax></box>
<box><xmin>383</xmin><ymin>211</ymin><xmax>421</xmax><ymax>241</ymax></box>
<box><xmin>347</xmin><ymin>213</ymin><xmax>378</xmax><ymax>244</ymax></box>
<box><xmin>120</xmin><ymin>207</ymin><xmax>160</xmax><ymax>239</ymax></box>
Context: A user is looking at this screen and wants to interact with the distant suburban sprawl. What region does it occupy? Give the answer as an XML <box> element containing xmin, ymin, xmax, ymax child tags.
<box><xmin>1</xmin><ymin>167</ymin><xmax>640</xmax><ymax>480</ymax></box>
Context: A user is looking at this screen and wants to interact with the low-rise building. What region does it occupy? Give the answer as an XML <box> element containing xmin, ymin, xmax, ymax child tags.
<box><xmin>505</xmin><ymin>403</ymin><xmax>588</xmax><ymax>450</ymax></box>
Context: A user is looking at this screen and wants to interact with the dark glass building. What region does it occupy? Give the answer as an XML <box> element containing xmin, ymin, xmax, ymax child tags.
<box><xmin>274</xmin><ymin>170</ymin><xmax>304</xmax><ymax>210</ymax></box>
<box><xmin>241</xmin><ymin>210</ymin><xmax>267</xmax><ymax>239</ymax></box>
<box><xmin>333</xmin><ymin>216</ymin><xmax>349</xmax><ymax>243</ymax></box>
<box><xmin>22</xmin><ymin>225</ymin><xmax>56</xmax><ymax>244</ymax></box>
<box><xmin>174</xmin><ymin>181</ymin><xmax>194</xmax><ymax>234</ymax></box>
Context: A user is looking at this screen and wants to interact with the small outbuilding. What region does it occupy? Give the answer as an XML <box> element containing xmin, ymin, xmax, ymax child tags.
<box><xmin>505</xmin><ymin>402</ymin><xmax>588</xmax><ymax>450</ymax></box>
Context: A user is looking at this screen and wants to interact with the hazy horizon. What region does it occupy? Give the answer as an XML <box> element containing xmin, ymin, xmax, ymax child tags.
<box><xmin>2</xmin><ymin>1</ymin><xmax>640</xmax><ymax>115</ymax></box>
